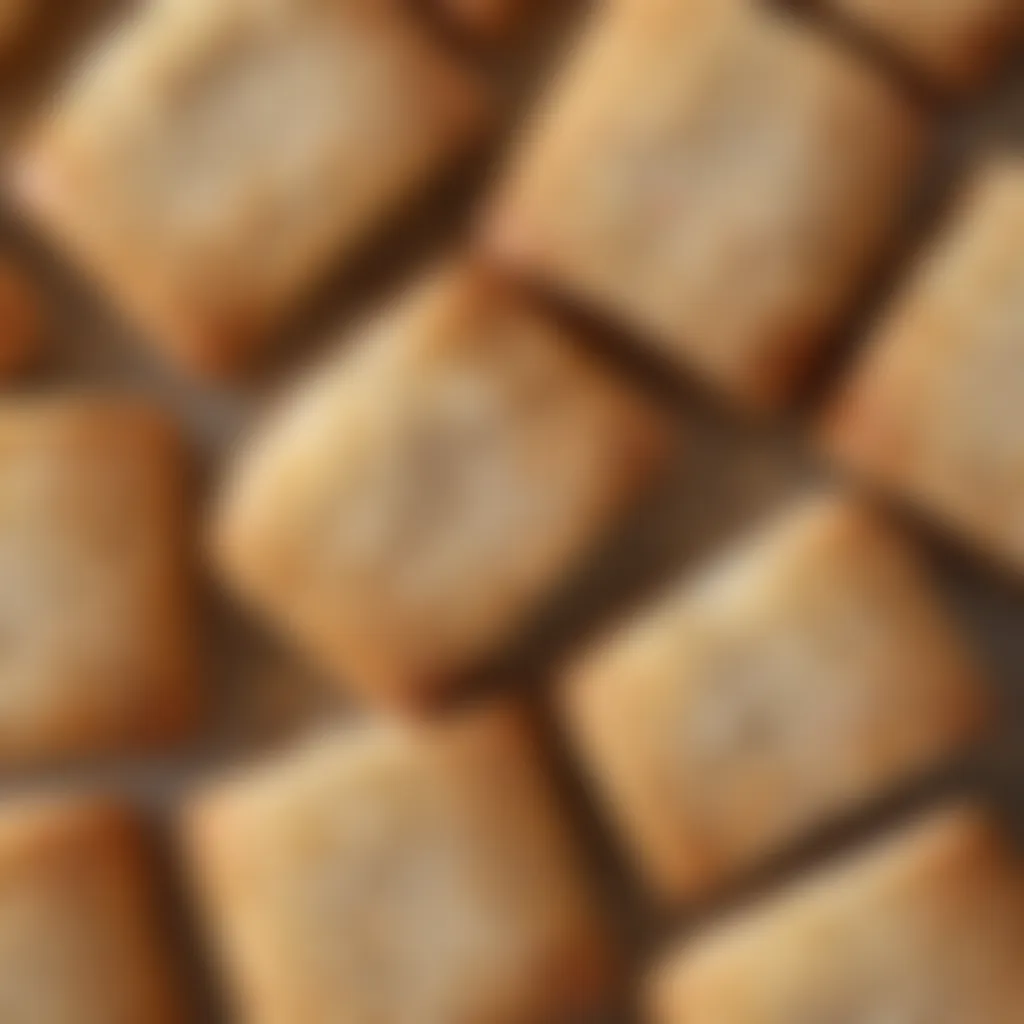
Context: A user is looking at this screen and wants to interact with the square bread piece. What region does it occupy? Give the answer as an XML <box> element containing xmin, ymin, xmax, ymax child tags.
<box><xmin>0</xmin><ymin>399</ymin><xmax>196</xmax><ymax>764</ymax></box>
<box><xmin>213</xmin><ymin>265</ymin><xmax>669</xmax><ymax>706</ymax></box>
<box><xmin>647</xmin><ymin>805</ymin><xmax>1024</xmax><ymax>1023</ymax></box>
<box><xmin>10</xmin><ymin>0</ymin><xmax>485</xmax><ymax>376</ymax></box>
<box><xmin>486</xmin><ymin>0</ymin><xmax>928</xmax><ymax>410</ymax></box>
<box><xmin>824</xmin><ymin>160</ymin><xmax>1024</xmax><ymax>576</ymax></box>
<box><xmin>0</xmin><ymin>794</ymin><xmax>187</xmax><ymax>1024</ymax></box>
<box><xmin>562</xmin><ymin>494</ymin><xmax>990</xmax><ymax>902</ymax></box>
<box><xmin>184</xmin><ymin>705</ymin><xmax>615</xmax><ymax>1024</ymax></box>
<box><xmin>826</xmin><ymin>0</ymin><xmax>1024</xmax><ymax>90</ymax></box>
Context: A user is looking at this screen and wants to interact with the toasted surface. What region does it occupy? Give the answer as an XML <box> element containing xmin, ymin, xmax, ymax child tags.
<box><xmin>828</xmin><ymin>0</ymin><xmax>1024</xmax><ymax>89</ymax></box>
<box><xmin>563</xmin><ymin>494</ymin><xmax>989</xmax><ymax>900</ymax></box>
<box><xmin>0</xmin><ymin>399</ymin><xmax>196</xmax><ymax>764</ymax></box>
<box><xmin>0</xmin><ymin>258</ymin><xmax>41</xmax><ymax>378</ymax></box>
<box><xmin>0</xmin><ymin>0</ymin><xmax>30</xmax><ymax>56</ymax></box>
<box><xmin>648</xmin><ymin>805</ymin><xmax>1024</xmax><ymax>1023</ymax></box>
<box><xmin>0</xmin><ymin>794</ymin><xmax>186</xmax><ymax>1024</ymax></box>
<box><xmin>431</xmin><ymin>0</ymin><xmax>533</xmax><ymax>40</ymax></box>
<box><xmin>184</xmin><ymin>704</ymin><xmax>615</xmax><ymax>1024</ymax></box>
<box><xmin>824</xmin><ymin>160</ymin><xmax>1024</xmax><ymax>575</ymax></box>
<box><xmin>11</xmin><ymin>0</ymin><xmax>485</xmax><ymax>375</ymax></box>
<box><xmin>213</xmin><ymin>265</ymin><xmax>669</xmax><ymax>704</ymax></box>
<box><xmin>487</xmin><ymin>0</ymin><xmax>926</xmax><ymax>409</ymax></box>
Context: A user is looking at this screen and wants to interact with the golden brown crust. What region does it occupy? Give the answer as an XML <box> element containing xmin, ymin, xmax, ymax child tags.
<box><xmin>562</xmin><ymin>494</ymin><xmax>990</xmax><ymax>902</ymax></box>
<box><xmin>647</xmin><ymin>805</ymin><xmax>1024</xmax><ymax>1023</ymax></box>
<box><xmin>213</xmin><ymin>264</ymin><xmax>670</xmax><ymax>705</ymax></box>
<box><xmin>9</xmin><ymin>0</ymin><xmax>486</xmax><ymax>376</ymax></box>
<box><xmin>823</xmin><ymin>160</ymin><xmax>1024</xmax><ymax>576</ymax></box>
<box><xmin>486</xmin><ymin>0</ymin><xmax>928</xmax><ymax>410</ymax></box>
<box><xmin>183</xmin><ymin>703</ymin><xmax>616</xmax><ymax>1024</ymax></box>
<box><xmin>0</xmin><ymin>398</ymin><xmax>198</xmax><ymax>764</ymax></box>
<box><xmin>828</xmin><ymin>0</ymin><xmax>1024</xmax><ymax>90</ymax></box>
<box><xmin>0</xmin><ymin>0</ymin><xmax>31</xmax><ymax>59</ymax></box>
<box><xmin>0</xmin><ymin>258</ymin><xmax>41</xmax><ymax>379</ymax></box>
<box><xmin>0</xmin><ymin>793</ymin><xmax>187</xmax><ymax>1024</ymax></box>
<box><xmin>429</xmin><ymin>0</ymin><xmax>532</xmax><ymax>40</ymax></box>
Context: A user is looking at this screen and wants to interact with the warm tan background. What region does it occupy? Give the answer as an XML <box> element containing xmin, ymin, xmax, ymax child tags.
<box><xmin>2</xmin><ymin>2</ymin><xmax>1024</xmax><ymax>1020</ymax></box>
